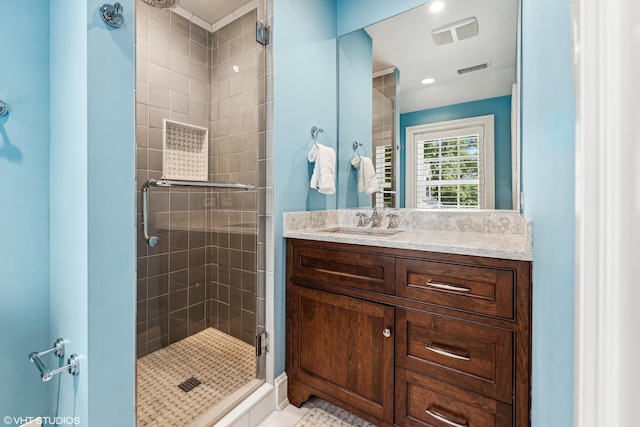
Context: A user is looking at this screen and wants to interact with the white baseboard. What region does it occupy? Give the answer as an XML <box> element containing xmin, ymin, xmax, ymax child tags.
<box><xmin>274</xmin><ymin>373</ymin><xmax>289</xmax><ymax>410</ymax></box>
<box><xmin>213</xmin><ymin>383</ymin><xmax>275</xmax><ymax>427</ymax></box>
<box><xmin>20</xmin><ymin>419</ymin><xmax>42</xmax><ymax>427</ymax></box>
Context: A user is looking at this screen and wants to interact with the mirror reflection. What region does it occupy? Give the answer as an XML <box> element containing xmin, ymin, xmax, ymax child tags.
<box><xmin>338</xmin><ymin>0</ymin><xmax>519</xmax><ymax>210</ymax></box>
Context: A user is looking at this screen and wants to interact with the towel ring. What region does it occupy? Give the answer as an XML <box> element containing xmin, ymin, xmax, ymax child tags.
<box><xmin>310</xmin><ymin>126</ymin><xmax>325</xmax><ymax>148</ymax></box>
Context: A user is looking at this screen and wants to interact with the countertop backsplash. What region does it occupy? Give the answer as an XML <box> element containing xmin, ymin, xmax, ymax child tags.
<box><xmin>283</xmin><ymin>209</ymin><xmax>532</xmax><ymax>261</ymax></box>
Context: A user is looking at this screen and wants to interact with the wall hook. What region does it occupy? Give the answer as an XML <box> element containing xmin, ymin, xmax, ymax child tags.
<box><xmin>100</xmin><ymin>2</ymin><xmax>124</xmax><ymax>28</ymax></box>
<box><xmin>311</xmin><ymin>126</ymin><xmax>324</xmax><ymax>141</ymax></box>
<box><xmin>0</xmin><ymin>100</ymin><xmax>8</xmax><ymax>117</ymax></box>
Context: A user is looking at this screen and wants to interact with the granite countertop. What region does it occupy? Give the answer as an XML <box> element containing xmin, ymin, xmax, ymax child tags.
<box><xmin>283</xmin><ymin>209</ymin><xmax>533</xmax><ymax>261</ymax></box>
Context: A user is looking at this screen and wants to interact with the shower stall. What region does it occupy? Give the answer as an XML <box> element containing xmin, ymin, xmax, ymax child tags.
<box><xmin>134</xmin><ymin>0</ymin><xmax>269</xmax><ymax>424</ymax></box>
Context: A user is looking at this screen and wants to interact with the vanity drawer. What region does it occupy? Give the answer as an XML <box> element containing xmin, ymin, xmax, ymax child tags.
<box><xmin>396</xmin><ymin>258</ymin><xmax>515</xmax><ymax>319</ymax></box>
<box><xmin>396</xmin><ymin>368</ymin><xmax>513</xmax><ymax>427</ymax></box>
<box><xmin>396</xmin><ymin>309</ymin><xmax>513</xmax><ymax>403</ymax></box>
<box><xmin>289</xmin><ymin>243</ymin><xmax>395</xmax><ymax>294</ymax></box>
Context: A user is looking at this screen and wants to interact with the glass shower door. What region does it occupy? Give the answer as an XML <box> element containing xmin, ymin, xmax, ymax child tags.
<box><xmin>134</xmin><ymin>0</ymin><xmax>267</xmax><ymax>424</ymax></box>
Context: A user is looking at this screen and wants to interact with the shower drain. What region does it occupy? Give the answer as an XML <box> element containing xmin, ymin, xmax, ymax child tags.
<box><xmin>177</xmin><ymin>377</ymin><xmax>201</xmax><ymax>392</ymax></box>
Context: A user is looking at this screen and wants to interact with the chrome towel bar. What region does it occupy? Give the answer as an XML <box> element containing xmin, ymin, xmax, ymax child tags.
<box><xmin>148</xmin><ymin>178</ymin><xmax>255</xmax><ymax>190</ymax></box>
<box><xmin>29</xmin><ymin>338</ymin><xmax>80</xmax><ymax>382</ymax></box>
<box><xmin>141</xmin><ymin>178</ymin><xmax>256</xmax><ymax>247</ymax></box>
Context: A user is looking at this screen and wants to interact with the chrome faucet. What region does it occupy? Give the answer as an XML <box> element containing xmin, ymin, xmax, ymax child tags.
<box><xmin>355</xmin><ymin>207</ymin><xmax>383</xmax><ymax>228</ymax></box>
<box><xmin>365</xmin><ymin>207</ymin><xmax>383</xmax><ymax>228</ymax></box>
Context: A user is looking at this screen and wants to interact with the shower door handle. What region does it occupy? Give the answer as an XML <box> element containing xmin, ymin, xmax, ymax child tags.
<box><xmin>141</xmin><ymin>181</ymin><xmax>160</xmax><ymax>247</ymax></box>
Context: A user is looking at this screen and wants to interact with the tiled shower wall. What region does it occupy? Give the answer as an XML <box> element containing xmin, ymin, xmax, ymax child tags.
<box><xmin>372</xmin><ymin>72</ymin><xmax>397</xmax><ymax>208</ymax></box>
<box><xmin>135</xmin><ymin>1</ymin><xmax>263</xmax><ymax>358</ymax></box>
<box><xmin>207</xmin><ymin>8</ymin><xmax>260</xmax><ymax>345</ymax></box>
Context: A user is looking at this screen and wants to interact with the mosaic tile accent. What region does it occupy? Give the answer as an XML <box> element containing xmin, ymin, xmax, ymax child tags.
<box><xmin>163</xmin><ymin>120</ymin><xmax>209</xmax><ymax>181</ymax></box>
<box><xmin>137</xmin><ymin>327</ymin><xmax>255</xmax><ymax>426</ymax></box>
<box><xmin>295</xmin><ymin>397</ymin><xmax>377</xmax><ymax>427</ymax></box>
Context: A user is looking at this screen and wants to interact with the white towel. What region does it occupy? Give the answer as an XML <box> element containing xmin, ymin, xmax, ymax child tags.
<box><xmin>308</xmin><ymin>143</ymin><xmax>336</xmax><ymax>194</ymax></box>
<box><xmin>351</xmin><ymin>155</ymin><xmax>379</xmax><ymax>194</ymax></box>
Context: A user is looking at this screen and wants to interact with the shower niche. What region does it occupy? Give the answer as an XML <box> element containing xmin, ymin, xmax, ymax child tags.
<box><xmin>134</xmin><ymin>0</ymin><xmax>269</xmax><ymax>425</ymax></box>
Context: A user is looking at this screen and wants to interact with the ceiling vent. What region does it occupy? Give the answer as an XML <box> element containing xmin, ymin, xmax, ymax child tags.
<box><xmin>431</xmin><ymin>17</ymin><xmax>479</xmax><ymax>46</ymax></box>
<box><xmin>457</xmin><ymin>62</ymin><xmax>490</xmax><ymax>75</ymax></box>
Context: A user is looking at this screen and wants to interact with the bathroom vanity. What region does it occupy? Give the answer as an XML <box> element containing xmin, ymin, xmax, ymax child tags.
<box><xmin>284</xmin><ymin>210</ymin><xmax>532</xmax><ymax>427</ymax></box>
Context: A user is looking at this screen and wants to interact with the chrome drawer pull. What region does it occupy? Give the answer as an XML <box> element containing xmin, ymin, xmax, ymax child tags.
<box><xmin>426</xmin><ymin>343</ymin><xmax>470</xmax><ymax>361</ymax></box>
<box><xmin>425</xmin><ymin>407</ymin><xmax>468</xmax><ymax>427</ymax></box>
<box><xmin>426</xmin><ymin>280</ymin><xmax>470</xmax><ymax>292</ymax></box>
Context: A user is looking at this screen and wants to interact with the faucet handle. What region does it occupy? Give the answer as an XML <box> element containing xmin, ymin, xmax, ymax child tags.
<box><xmin>356</xmin><ymin>212</ymin><xmax>367</xmax><ymax>227</ymax></box>
<box><xmin>386</xmin><ymin>213</ymin><xmax>399</xmax><ymax>229</ymax></box>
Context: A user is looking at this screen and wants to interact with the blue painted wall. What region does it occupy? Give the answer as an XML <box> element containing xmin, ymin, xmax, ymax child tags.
<box><xmin>85</xmin><ymin>0</ymin><xmax>136</xmax><ymax>423</ymax></box>
<box><xmin>273</xmin><ymin>0</ymin><xmax>338</xmax><ymax>375</ymax></box>
<box><xmin>521</xmin><ymin>0</ymin><xmax>575</xmax><ymax>425</ymax></box>
<box><xmin>338</xmin><ymin>29</ymin><xmax>373</xmax><ymax>208</ymax></box>
<box><xmin>49</xmin><ymin>1</ymin><xmax>89</xmax><ymax>423</ymax></box>
<box><xmin>49</xmin><ymin>0</ymin><xmax>136</xmax><ymax>425</ymax></box>
<box><xmin>0</xmin><ymin>0</ymin><xmax>51</xmax><ymax>420</ymax></box>
<box><xmin>400</xmin><ymin>96</ymin><xmax>513</xmax><ymax>209</ymax></box>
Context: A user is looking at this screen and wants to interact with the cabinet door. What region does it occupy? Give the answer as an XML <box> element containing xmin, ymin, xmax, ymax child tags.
<box><xmin>289</xmin><ymin>284</ymin><xmax>395</xmax><ymax>423</ymax></box>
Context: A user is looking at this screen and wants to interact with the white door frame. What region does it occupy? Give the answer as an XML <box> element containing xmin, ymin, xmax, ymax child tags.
<box><xmin>573</xmin><ymin>0</ymin><xmax>640</xmax><ymax>425</ymax></box>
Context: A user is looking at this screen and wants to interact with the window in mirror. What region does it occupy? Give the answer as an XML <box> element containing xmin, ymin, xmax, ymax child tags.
<box><xmin>406</xmin><ymin>115</ymin><xmax>495</xmax><ymax>209</ymax></box>
<box><xmin>375</xmin><ymin>144</ymin><xmax>394</xmax><ymax>207</ymax></box>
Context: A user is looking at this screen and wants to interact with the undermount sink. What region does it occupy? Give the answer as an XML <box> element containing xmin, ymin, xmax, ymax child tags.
<box><xmin>318</xmin><ymin>227</ymin><xmax>403</xmax><ymax>236</ymax></box>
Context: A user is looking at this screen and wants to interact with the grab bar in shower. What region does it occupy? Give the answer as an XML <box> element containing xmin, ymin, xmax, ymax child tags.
<box><xmin>28</xmin><ymin>338</ymin><xmax>80</xmax><ymax>382</ymax></box>
<box><xmin>141</xmin><ymin>178</ymin><xmax>256</xmax><ymax>247</ymax></box>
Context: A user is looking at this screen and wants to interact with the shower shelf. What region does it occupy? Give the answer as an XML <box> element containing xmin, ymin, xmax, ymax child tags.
<box><xmin>163</xmin><ymin>120</ymin><xmax>209</xmax><ymax>182</ymax></box>
<box><xmin>141</xmin><ymin>178</ymin><xmax>256</xmax><ymax>247</ymax></box>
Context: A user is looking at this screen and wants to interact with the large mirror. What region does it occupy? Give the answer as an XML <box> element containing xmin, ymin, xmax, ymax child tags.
<box><xmin>337</xmin><ymin>0</ymin><xmax>520</xmax><ymax>210</ymax></box>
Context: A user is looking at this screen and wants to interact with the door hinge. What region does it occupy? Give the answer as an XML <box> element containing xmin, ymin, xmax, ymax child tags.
<box><xmin>256</xmin><ymin>21</ymin><xmax>270</xmax><ymax>46</ymax></box>
<box><xmin>256</xmin><ymin>331</ymin><xmax>269</xmax><ymax>357</ymax></box>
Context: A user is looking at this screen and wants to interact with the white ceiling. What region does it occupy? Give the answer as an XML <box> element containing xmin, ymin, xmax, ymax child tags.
<box><xmin>178</xmin><ymin>0</ymin><xmax>253</xmax><ymax>26</ymax></box>
<box><xmin>364</xmin><ymin>0</ymin><xmax>518</xmax><ymax>113</ymax></box>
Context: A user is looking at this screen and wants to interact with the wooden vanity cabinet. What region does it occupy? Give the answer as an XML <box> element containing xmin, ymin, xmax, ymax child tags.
<box><xmin>286</xmin><ymin>239</ymin><xmax>531</xmax><ymax>427</ymax></box>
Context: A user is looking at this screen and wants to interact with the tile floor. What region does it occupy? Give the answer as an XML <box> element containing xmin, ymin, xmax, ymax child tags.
<box><xmin>137</xmin><ymin>327</ymin><xmax>255</xmax><ymax>426</ymax></box>
<box><xmin>257</xmin><ymin>404</ymin><xmax>311</xmax><ymax>427</ymax></box>
<box><xmin>257</xmin><ymin>397</ymin><xmax>377</xmax><ymax>427</ymax></box>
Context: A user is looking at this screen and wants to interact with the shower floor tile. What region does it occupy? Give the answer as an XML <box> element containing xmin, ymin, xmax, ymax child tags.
<box><xmin>136</xmin><ymin>327</ymin><xmax>255</xmax><ymax>426</ymax></box>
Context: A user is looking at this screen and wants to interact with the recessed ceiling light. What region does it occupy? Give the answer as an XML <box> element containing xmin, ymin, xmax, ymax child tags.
<box><xmin>421</xmin><ymin>78</ymin><xmax>436</xmax><ymax>85</ymax></box>
<box><xmin>429</xmin><ymin>1</ymin><xmax>445</xmax><ymax>13</ymax></box>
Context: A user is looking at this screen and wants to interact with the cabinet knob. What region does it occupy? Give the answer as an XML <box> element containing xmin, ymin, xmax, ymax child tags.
<box><xmin>382</xmin><ymin>328</ymin><xmax>392</xmax><ymax>338</ymax></box>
